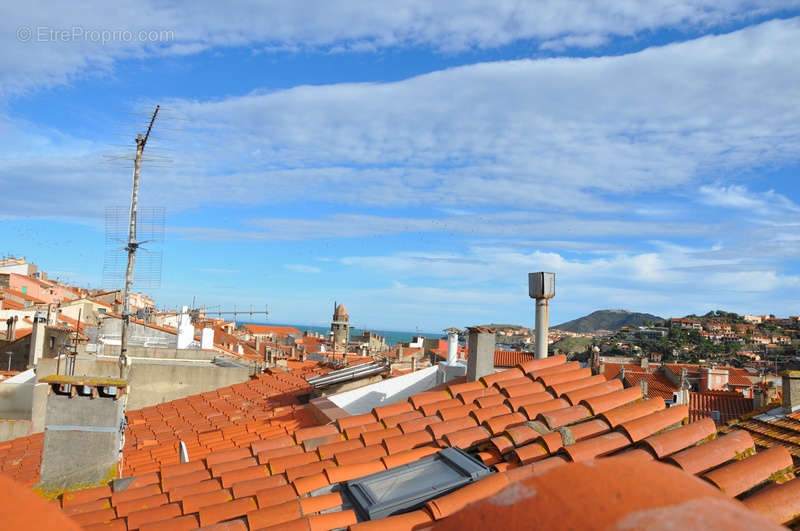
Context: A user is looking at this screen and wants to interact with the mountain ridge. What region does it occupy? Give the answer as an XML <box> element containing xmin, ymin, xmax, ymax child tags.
<box><xmin>554</xmin><ymin>309</ymin><xmax>665</xmax><ymax>333</ymax></box>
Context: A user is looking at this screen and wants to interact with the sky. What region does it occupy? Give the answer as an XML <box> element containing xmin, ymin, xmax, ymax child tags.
<box><xmin>1</xmin><ymin>2</ymin><xmax>800</xmax><ymax>332</ymax></box>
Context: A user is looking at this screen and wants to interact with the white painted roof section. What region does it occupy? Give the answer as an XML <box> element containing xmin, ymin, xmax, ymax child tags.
<box><xmin>3</xmin><ymin>369</ymin><xmax>35</xmax><ymax>383</ymax></box>
<box><xmin>328</xmin><ymin>365</ymin><xmax>439</xmax><ymax>415</ymax></box>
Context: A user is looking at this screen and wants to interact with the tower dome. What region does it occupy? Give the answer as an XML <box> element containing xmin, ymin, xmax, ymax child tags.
<box><xmin>333</xmin><ymin>303</ymin><xmax>349</xmax><ymax>321</ymax></box>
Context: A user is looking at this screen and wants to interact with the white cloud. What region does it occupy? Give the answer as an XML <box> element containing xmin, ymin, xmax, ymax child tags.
<box><xmin>6</xmin><ymin>19</ymin><xmax>800</xmax><ymax>221</ymax></box>
<box><xmin>284</xmin><ymin>264</ymin><xmax>322</xmax><ymax>274</ymax></box>
<box><xmin>3</xmin><ymin>1</ymin><xmax>798</xmax><ymax>96</ymax></box>
<box><xmin>699</xmin><ymin>183</ymin><xmax>800</xmax><ymax>215</ymax></box>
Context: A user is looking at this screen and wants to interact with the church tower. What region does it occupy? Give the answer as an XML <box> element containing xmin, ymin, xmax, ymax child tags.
<box><xmin>331</xmin><ymin>301</ymin><xmax>350</xmax><ymax>348</ymax></box>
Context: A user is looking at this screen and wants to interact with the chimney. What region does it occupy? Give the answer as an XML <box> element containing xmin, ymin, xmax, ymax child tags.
<box><xmin>639</xmin><ymin>378</ymin><xmax>648</xmax><ymax>396</ymax></box>
<box><xmin>467</xmin><ymin>326</ymin><xmax>495</xmax><ymax>382</ymax></box>
<box><xmin>28</xmin><ymin>312</ymin><xmax>47</xmax><ymax>366</ymax></box>
<box><xmin>6</xmin><ymin>316</ymin><xmax>17</xmax><ymax>340</ymax></box>
<box><xmin>444</xmin><ymin>328</ymin><xmax>459</xmax><ymax>366</ymax></box>
<box><xmin>200</xmin><ymin>327</ymin><xmax>214</xmax><ymax>350</ymax></box>
<box><xmin>412</xmin><ymin>357</ymin><xmax>417</xmax><ymax>372</ymax></box>
<box><xmin>177</xmin><ymin>306</ymin><xmax>195</xmax><ymax>349</ymax></box>
<box><xmin>781</xmin><ymin>371</ymin><xmax>800</xmax><ymax>413</ymax></box>
<box><xmin>620</xmin><ymin>366</ymin><xmax>627</xmax><ymax>384</ymax></box>
<box><xmin>37</xmin><ymin>375</ymin><xmax>127</xmax><ymax>492</ymax></box>
<box><xmin>528</xmin><ymin>272</ymin><xmax>555</xmax><ymax>359</ymax></box>
<box><xmin>254</xmin><ymin>336</ymin><xmax>262</xmax><ymax>353</ymax></box>
<box><xmin>640</xmin><ymin>357</ymin><xmax>649</xmax><ymax>370</ymax></box>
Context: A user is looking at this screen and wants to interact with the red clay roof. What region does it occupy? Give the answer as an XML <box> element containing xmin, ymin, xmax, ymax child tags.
<box><xmin>242</xmin><ymin>325</ymin><xmax>301</xmax><ymax>337</ymax></box>
<box><xmin>624</xmin><ymin>370</ymin><xmax>679</xmax><ymax>401</ymax></box>
<box><xmin>689</xmin><ymin>390</ymin><xmax>753</xmax><ymax>424</ymax></box>
<box><xmin>19</xmin><ymin>354</ymin><xmax>799</xmax><ymax>529</ymax></box>
<box><xmin>0</xmin><ymin>365</ymin><xmax>328</xmax><ymax>487</ymax></box>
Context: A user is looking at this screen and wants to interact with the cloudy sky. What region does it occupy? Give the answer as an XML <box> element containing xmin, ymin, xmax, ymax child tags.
<box><xmin>2</xmin><ymin>1</ymin><xmax>799</xmax><ymax>331</ymax></box>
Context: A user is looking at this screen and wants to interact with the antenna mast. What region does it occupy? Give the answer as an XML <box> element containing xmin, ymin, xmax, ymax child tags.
<box><xmin>119</xmin><ymin>105</ymin><xmax>159</xmax><ymax>377</ymax></box>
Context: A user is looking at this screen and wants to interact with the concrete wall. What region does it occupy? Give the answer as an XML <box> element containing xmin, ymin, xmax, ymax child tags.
<box><xmin>0</xmin><ymin>419</ymin><xmax>31</xmax><ymax>441</ymax></box>
<box><xmin>37</xmin><ymin>357</ymin><xmax>250</xmax><ymax>410</ymax></box>
<box><xmin>0</xmin><ymin>382</ymin><xmax>36</xmax><ymax>419</ymax></box>
<box><xmin>91</xmin><ymin>345</ymin><xmax>219</xmax><ymax>361</ymax></box>
<box><xmin>0</xmin><ymin>382</ymin><xmax>48</xmax><ymax>441</ymax></box>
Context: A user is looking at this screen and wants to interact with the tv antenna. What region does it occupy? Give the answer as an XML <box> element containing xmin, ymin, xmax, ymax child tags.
<box><xmin>117</xmin><ymin>105</ymin><xmax>161</xmax><ymax>378</ymax></box>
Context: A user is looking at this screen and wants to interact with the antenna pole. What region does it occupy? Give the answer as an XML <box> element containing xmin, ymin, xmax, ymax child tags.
<box><xmin>120</xmin><ymin>105</ymin><xmax>159</xmax><ymax>378</ymax></box>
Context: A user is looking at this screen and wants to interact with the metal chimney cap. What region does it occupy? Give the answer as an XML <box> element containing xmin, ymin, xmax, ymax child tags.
<box><xmin>443</xmin><ymin>327</ymin><xmax>461</xmax><ymax>333</ymax></box>
<box><xmin>528</xmin><ymin>272</ymin><xmax>556</xmax><ymax>299</ymax></box>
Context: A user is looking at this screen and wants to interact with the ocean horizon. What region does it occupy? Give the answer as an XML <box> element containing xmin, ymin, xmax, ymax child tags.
<box><xmin>239</xmin><ymin>321</ymin><xmax>442</xmax><ymax>347</ymax></box>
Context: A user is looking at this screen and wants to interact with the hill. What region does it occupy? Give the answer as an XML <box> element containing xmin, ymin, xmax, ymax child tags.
<box><xmin>554</xmin><ymin>309</ymin><xmax>664</xmax><ymax>333</ymax></box>
<box><xmin>551</xmin><ymin>336</ymin><xmax>595</xmax><ymax>354</ymax></box>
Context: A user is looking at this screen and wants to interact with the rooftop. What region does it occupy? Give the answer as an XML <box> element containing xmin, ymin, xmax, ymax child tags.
<box><xmin>3</xmin><ymin>354</ymin><xmax>798</xmax><ymax>529</ymax></box>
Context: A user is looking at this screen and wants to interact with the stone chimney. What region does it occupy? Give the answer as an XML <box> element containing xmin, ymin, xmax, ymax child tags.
<box><xmin>639</xmin><ymin>378</ymin><xmax>648</xmax><ymax>396</ymax></box>
<box><xmin>467</xmin><ymin>326</ymin><xmax>495</xmax><ymax>382</ymax></box>
<box><xmin>37</xmin><ymin>375</ymin><xmax>127</xmax><ymax>492</ymax></box>
<box><xmin>254</xmin><ymin>336</ymin><xmax>262</xmax><ymax>354</ymax></box>
<box><xmin>781</xmin><ymin>371</ymin><xmax>800</xmax><ymax>413</ymax></box>
<box><xmin>620</xmin><ymin>366</ymin><xmax>627</xmax><ymax>383</ymax></box>
<box><xmin>640</xmin><ymin>357</ymin><xmax>649</xmax><ymax>370</ymax></box>
<box><xmin>411</xmin><ymin>357</ymin><xmax>417</xmax><ymax>372</ymax></box>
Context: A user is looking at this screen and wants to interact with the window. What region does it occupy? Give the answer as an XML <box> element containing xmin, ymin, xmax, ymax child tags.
<box><xmin>344</xmin><ymin>447</ymin><xmax>491</xmax><ymax>521</ymax></box>
<box><xmin>49</xmin><ymin>336</ymin><xmax>55</xmax><ymax>349</ymax></box>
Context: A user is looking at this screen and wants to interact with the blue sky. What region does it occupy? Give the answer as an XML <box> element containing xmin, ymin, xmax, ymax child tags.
<box><xmin>2</xmin><ymin>2</ymin><xmax>800</xmax><ymax>332</ymax></box>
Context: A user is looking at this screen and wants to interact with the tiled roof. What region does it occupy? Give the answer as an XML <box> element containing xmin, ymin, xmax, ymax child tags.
<box><xmin>242</xmin><ymin>325</ymin><xmax>302</xmax><ymax>337</ymax></box>
<box><xmin>689</xmin><ymin>390</ymin><xmax>754</xmax><ymax>424</ymax></box>
<box><xmin>0</xmin><ymin>296</ymin><xmax>25</xmax><ymax>310</ymax></box>
<box><xmin>39</xmin><ymin>354</ymin><xmax>800</xmax><ymax>529</ymax></box>
<box><xmin>733</xmin><ymin>414</ymin><xmax>800</xmax><ymax>459</ymax></box>
<box><xmin>1</xmin><ymin>288</ymin><xmax>46</xmax><ymax>304</ymax></box>
<box><xmin>433</xmin><ymin>346</ymin><xmax>536</xmax><ymax>368</ymax></box>
<box><xmin>601</xmin><ymin>362</ymin><xmax>641</xmax><ymax>380</ymax></box>
<box><xmin>493</xmin><ymin>350</ymin><xmax>535</xmax><ymax>368</ymax></box>
<box><xmin>0</xmin><ymin>365</ymin><xmax>328</xmax><ymax>488</ymax></box>
<box><xmin>624</xmin><ymin>370</ymin><xmax>679</xmax><ymax>401</ymax></box>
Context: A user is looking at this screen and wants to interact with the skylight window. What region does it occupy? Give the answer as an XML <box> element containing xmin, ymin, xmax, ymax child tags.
<box><xmin>344</xmin><ymin>447</ymin><xmax>491</xmax><ymax>521</ymax></box>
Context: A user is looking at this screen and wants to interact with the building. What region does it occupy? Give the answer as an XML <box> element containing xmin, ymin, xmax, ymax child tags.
<box><xmin>331</xmin><ymin>302</ymin><xmax>350</xmax><ymax>348</ymax></box>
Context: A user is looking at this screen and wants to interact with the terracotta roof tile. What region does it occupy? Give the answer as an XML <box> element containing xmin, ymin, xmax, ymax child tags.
<box><xmin>703</xmin><ymin>445</ymin><xmax>793</xmax><ymax>496</ymax></box>
<box><xmin>519</xmin><ymin>398</ymin><xmax>570</xmax><ymax>420</ymax></box>
<box><xmin>617</xmin><ymin>404</ymin><xmax>689</xmax><ymax>442</ymax></box>
<box><xmin>640</xmin><ymin>417</ymin><xmax>717</xmax><ymax>458</ymax></box>
<box><xmin>599</xmin><ymin>397</ymin><xmax>665</xmax><ymax>428</ymax></box>
<box><xmin>548</xmin><ymin>374</ymin><xmax>607</xmax><ymax>396</ymax></box>
<box><xmin>666</xmin><ymin>430</ymin><xmax>755</xmax><ymax>475</ymax></box>
<box><xmin>196</xmin><ymin>496</ymin><xmax>256</xmax><ymax>527</ymax></box>
<box><xmin>334</xmin><ymin>444</ymin><xmax>387</xmax><ymax>466</ymax></box>
<box><xmin>563</xmin><ymin>379</ymin><xmax>623</xmax><ymax>405</ymax></box>
<box><xmin>127</xmin><ymin>502</ymin><xmax>182</xmax><ymax>530</ymax></box>
<box><xmin>168</xmin><ymin>479</ymin><xmax>223</xmax><ymax>503</ymax></box>
<box><xmin>425</xmin><ymin>472</ymin><xmax>509</xmax><ymax>520</ymax></box>
<box><xmin>517</xmin><ymin>354</ymin><xmax>567</xmax><ymax>374</ymax></box>
<box><xmin>743</xmin><ymin>476</ymin><xmax>800</xmax><ymax>526</ymax></box>
<box><xmin>579</xmin><ymin>386</ymin><xmax>643</xmax><ymax>415</ymax></box>
<box><xmin>230</xmin><ymin>475</ymin><xmax>286</xmax><ymax>500</ymax></box>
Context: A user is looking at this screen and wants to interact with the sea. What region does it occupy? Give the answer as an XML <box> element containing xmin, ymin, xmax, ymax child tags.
<box><xmin>238</xmin><ymin>321</ymin><xmax>442</xmax><ymax>347</ymax></box>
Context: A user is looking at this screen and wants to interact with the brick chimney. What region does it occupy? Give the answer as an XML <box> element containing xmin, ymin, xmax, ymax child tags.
<box><xmin>467</xmin><ymin>326</ymin><xmax>495</xmax><ymax>382</ymax></box>
<box><xmin>37</xmin><ymin>375</ymin><xmax>127</xmax><ymax>492</ymax></box>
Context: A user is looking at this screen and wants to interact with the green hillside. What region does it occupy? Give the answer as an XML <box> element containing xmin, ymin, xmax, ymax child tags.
<box><xmin>554</xmin><ymin>309</ymin><xmax>664</xmax><ymax>333</ymax></box>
